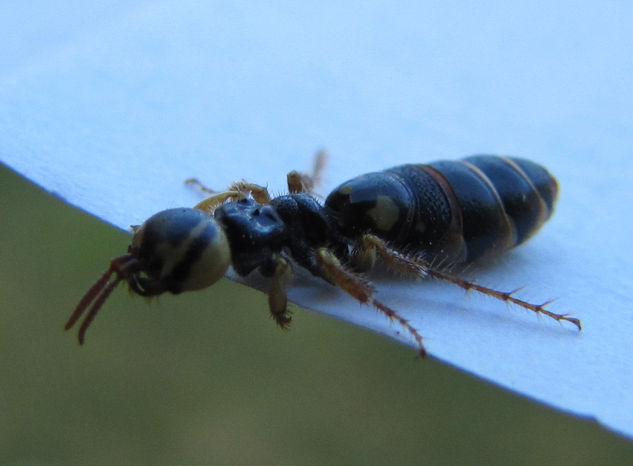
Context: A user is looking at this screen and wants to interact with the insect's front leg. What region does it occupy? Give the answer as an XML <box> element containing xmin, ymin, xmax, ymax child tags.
<box><xmin>227</xmin><ymin>181</ymin><xmax>271</xmax><ymax>204</ymax></box>
<box><xmin>267</xmin><ymin>256</ymin><xmax>294</xmax><ymax>329</ymax></box>
<box><xmin>186</xmin><ymin>178</ymin><xmax>271</xmax><ymax>203</ymax></box>
<box><xmin>187</xmin><ymin>180</ymin><xmax>272</xmax><ymax>213</ymax></box>
<box><xmin>192</xmin><ymin>191</ymin><xmax>245</xmax><ymax>213</ymax></box>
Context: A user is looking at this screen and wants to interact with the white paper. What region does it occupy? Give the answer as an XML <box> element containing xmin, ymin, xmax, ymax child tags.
<box><xmin>1</xmin><ymin>0</ymin><xmax>632</xmax><ymax>439</ymax></box>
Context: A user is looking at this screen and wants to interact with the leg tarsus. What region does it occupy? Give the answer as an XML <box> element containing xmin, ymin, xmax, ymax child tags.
<box><xmin>185</xmin><ymin>178</ymin><xmax>216</xmax><ymax>194</ymax></box>
<box><xmin>425</xmin><ymin>267</ymin><xmax>582</xmax><ymax>331</ymax></box>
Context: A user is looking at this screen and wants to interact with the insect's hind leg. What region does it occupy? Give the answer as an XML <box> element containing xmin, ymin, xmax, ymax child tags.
<box><xmin>287</xmin><ymin>149</ymin><xmax>328</xmax><ymax>194</ymax></box>
<box><xmin>354</xmin><ymin>234</ymin><xmax>428</xmax><ymax>278</ymax></box>
<box><xmin>359</xmin><ymin>234</ymin><xmax>582</xmax><ymax>331</ymax></box>
<box><xmin>426</xmin><ymin>268</ymin><xmax>582</xmax><ymax>330</ymax></box>
<box><xmin>315</xmin><ymin>246</ymin><xmax>427</xmax><ymax>357</ymax></box>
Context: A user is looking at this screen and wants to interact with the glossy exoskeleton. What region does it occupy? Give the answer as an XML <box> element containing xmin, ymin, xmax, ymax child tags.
<box><xmin>66</xmin><ymin>153</ymin><xmax>580</xmax><ymax>356</ymax></box>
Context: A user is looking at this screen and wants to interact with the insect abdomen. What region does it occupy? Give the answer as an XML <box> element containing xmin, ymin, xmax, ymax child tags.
<box><xmin>324</xmin><ymin>155</ymin><xmax>558</xmax><ymax>263</ymax></box>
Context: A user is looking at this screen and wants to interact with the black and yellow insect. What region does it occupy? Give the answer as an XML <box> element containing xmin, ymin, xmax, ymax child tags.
<box><xmin>66</xmin><ymin>153</ymin><xmax>580</xmax><ymax>356</ymax></box>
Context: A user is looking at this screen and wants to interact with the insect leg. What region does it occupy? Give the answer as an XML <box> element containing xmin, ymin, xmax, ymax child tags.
<box><xmin>185</xmin><ymin>178</ymin><xmax>217</xmax><ymax>194</ymax></box>
<box><xmin>287</xmin><ymin>149</ymin><xmax>328</xmax><ymax>193</ymax></box>
<box><xmin>268</xmin><ymin>256</ymin><xmax>294</xmax><ymax>328</ymax></box>
<box><xmin>227</xmin><ymin>181</ymin><xmax>271</xmax><ymax>204</ymax></box>
<box><xmin>193</xmin><ymin>191</ymin><xmax>246</xmax><ymax>213</ymax></box>
<box><xmin>356</xmin><ymin>234</ymin><xmax>427</xmax><ymax>279</ymax></box>
<box><xmin>357</xmin><ymin>234</ymin><xmax>581</xmax><ymax>331</ymax></box>
<box><xmin>424</xmin><ymin>268</ymin><xmax>582</xmax><ymax>330</ymax></box>
<box><xmin>315</xmin><ymin>247</ymin><xmax>427</xmax><ymax>357</ymax></box>
<box><xmin>187</xmin><ymin>178</ymin><xmax>271</xmax><ymax>209</ymax></box>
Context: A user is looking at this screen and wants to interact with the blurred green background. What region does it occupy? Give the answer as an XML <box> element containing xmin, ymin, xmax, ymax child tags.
<box><xmin>1</xmin><ymin>163</ymin><xmax>631</xmax><ymax>465</ymax></box>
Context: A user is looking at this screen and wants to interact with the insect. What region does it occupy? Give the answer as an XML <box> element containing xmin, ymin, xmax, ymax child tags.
<box><xmin>65</xmin><ymin>153</ymin><xmax>581</xmax><ymax>356</ymax></box>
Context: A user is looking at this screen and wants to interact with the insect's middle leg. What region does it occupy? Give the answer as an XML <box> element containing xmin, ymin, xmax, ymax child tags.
<box><xmin>315</xmin><ymin>247</ymin><xmax>427</xmax><ymax>356</ymax></box>
<box><xmin>287</xmin><ymin>149</ymin><xmax>327</xmax><ymax>194</ymax></box>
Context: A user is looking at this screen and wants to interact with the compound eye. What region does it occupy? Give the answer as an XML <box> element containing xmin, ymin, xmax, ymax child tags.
<box><xmin>132</xmin><ymin>208</ymin><xmax>231</xmax><ymax>294</ymax></box>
